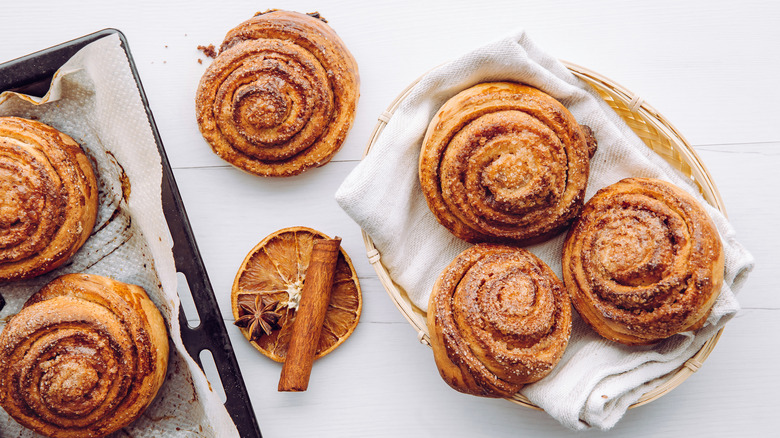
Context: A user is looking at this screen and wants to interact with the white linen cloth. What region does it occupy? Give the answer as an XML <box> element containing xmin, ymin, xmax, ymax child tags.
<box><xmin>335</xmin><ymin>30</ymin><xmax>754</xmax><ymax>430</ymax></box>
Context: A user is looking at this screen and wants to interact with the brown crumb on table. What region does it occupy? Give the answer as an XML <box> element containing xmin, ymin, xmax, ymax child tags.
<box><xmin>197</xmin><ymin>44</ymin><xmax>217</xmax><ymax>59</ymax></box>
<box><xmin>198</xmin><ymin>59</ymin><xmax>203</xmax><ymax>64</ymax></box>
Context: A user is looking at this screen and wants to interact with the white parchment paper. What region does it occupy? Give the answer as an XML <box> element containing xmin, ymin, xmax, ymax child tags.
<box><xmin>0</xmin><ymin>33</ymin><xmax>239</xmax><ymax>437</ymax></box>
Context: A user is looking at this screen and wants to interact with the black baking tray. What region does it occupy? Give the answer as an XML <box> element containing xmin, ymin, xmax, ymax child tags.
<box><xmin>0</xmin><ymin>29</ymin><xmax>261</xmax><ymax>438</ymax></box>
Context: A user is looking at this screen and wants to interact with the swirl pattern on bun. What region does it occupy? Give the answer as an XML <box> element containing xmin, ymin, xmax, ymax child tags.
<box><xmin>562</xmin><ymin>178</ymin><xmax>725</xmax><ymax>345</ymax></box>
<box><xmin>0</xmin><ymin>274</ymin><xmax>169</xmax><ymax>438</ymax></box>
<box><xmin>0</xmin><ymin>117</ymin><xmax>98</xmax><ymax>282</ymax></box>
<box><xmin>419</xmin><ymin>82</ymin><xmax>596</xmax><ymax>244</ymax></box>
<box><xmin>196</xmin><ymin>10</ymin><xmax>360</xmax><ymax>177</ymax></box>
<box><xmin>428</xmin><ymin>244</ymin><xmax>571</xmax><ymax>397</ymax></box>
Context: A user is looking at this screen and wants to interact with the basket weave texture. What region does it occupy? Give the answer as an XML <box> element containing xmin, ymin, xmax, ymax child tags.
<box><xmin>361</xmin><ymin>61</ymin><xmax>726</xmax><ymax>409</ymax></box>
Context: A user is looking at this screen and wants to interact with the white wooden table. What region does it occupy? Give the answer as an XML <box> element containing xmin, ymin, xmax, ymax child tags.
<box><xmin>2</xmin><ymin>1</ymin><xmax>777</xmax><ymax>436</ymax></box>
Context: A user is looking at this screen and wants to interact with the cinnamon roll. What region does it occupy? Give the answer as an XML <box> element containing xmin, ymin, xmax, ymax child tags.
<box><xmin>0</xmin><ymin>274</ymin><xmax>169</xmax><ymax>438</ymax></box>
<box><xmin>419</xmin><ymin>82</ymin><xmax>596</xmax><ymax>245</ymax></box>
<box><xmin>428</xmin><ymin>244</ymin><xmax>571</xmax><ymax>397</ymax></box>
<box><xmin>561</xmin><ymin>178</ymin><xmax>725</xmax><ymax>345</ymax></box>
<box><xmin>196</xmin><ymin>10</ymin><xmax>360</xmax><ymax>177</ymax></box>
<box><xmin>0</xmin><ymin>117</ymin><xmax>98</xmax><ymax>282</ymax></box>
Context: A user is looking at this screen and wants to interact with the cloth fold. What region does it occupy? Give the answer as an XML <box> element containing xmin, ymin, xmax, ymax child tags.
<box><xmin>335</xmin><ymin>30</ymin><xmax>753</xmax><ymax>430</ymax></box>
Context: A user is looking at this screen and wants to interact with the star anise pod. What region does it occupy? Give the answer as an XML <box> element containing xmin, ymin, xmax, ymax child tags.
<box><xmin>234</xmin><ymin>295</ymin><xmax>282</xmax><ymax>342</ymax></box>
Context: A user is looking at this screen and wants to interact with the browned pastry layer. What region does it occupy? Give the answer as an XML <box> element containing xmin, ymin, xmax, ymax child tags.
<box><xmin>562</xmin><ymin>178</ymin><xmax>725</xmax><ymax>345</ymax></box>
<box><xmin>196</xmin><ymin>10</ymin><xmax>360</xmax><ymax>177</ymax></box>
<box><xmin>419</xmin><ymin>82</ymin><xmax>596</xmax><ymax>245</ymax></box>
<box><xmin>0</xmin><ymin>274</ymin><xmax>169</xmax><ymax>438</ymax></box>
<box><xmin>428</xmin><ymin>244</ymin><xmax>571</xmax><ymax>398</ymax></box>
<box><xmin>0</xmin><ymin>117</ymin><xmax>98</xmax><ymax>282</ymax></box>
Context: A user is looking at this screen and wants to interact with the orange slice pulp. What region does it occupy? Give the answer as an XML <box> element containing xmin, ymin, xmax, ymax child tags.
<box><xmin>230</xmin><ymin>226</ymin><xmax>362</xmax><ymax>362</ymax></box>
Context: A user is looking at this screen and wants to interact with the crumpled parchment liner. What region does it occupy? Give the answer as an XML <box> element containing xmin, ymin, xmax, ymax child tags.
<box><xmin>0</xmin><ymin>34</ymin><xmax>238</xmax><ymax>437</ymax></box>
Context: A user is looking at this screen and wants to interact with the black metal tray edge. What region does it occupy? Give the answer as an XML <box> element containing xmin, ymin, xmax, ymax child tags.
<box><xmin>0</xmin><ymin>29</ymin><xmax>262</xmax><ymax>438</ymax></box>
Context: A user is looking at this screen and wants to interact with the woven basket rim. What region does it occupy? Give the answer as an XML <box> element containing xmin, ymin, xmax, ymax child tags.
<box><xmin>360</xmin><ymin>60</ymin><xmax>727</xmax><ymax>410</ymax></box>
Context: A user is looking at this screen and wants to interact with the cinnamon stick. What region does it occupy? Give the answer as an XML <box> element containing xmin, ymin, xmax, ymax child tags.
<box><xmin>278</xmin><ymin>237</ymin><xmax>341</xmax><ymax>391</ymax></box>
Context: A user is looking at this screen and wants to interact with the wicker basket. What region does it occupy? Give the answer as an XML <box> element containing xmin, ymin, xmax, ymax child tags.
<box><xmin>360</xmin><ymin>61</ymin><xmax>727</xmax><ymax>409</ymax></box>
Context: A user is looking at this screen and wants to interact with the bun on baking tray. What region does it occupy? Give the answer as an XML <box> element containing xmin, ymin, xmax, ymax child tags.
<box><xmin>0</xmin><ymin>273</ymin><xmax>169</xmax><ymax>438</ymax></box>
<box><xmin>0</xmin><ymin>117</ymin><xmax>98</xmax><ymax>282</ymax></box>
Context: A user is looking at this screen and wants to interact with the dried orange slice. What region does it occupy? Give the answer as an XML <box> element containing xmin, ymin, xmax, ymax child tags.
<box><xmin>231</xmin><ymin>226</ymin><xmax>362</xmax><ymax>362</ymax></box>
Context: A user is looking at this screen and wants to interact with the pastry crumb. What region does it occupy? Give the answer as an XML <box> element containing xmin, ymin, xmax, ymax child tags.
<box><xmin>197</xmin><ymin>44</ymin><xmax>217</xmax><ymax>59</ymax></box>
